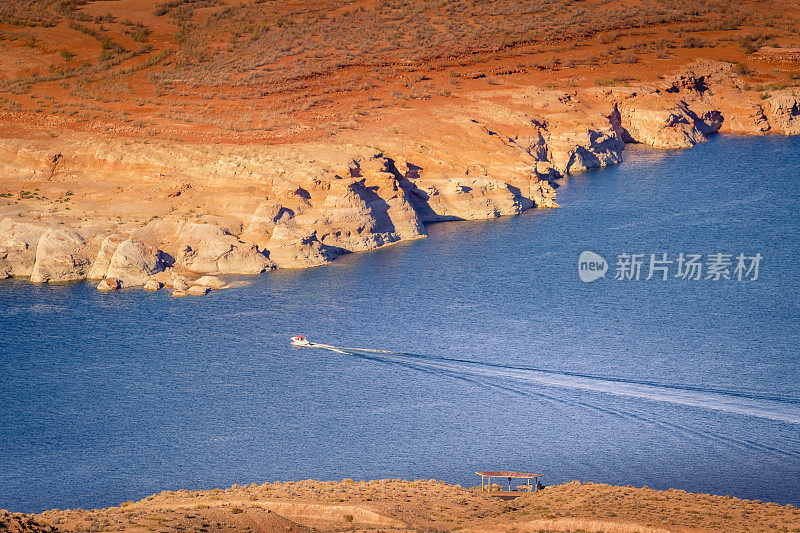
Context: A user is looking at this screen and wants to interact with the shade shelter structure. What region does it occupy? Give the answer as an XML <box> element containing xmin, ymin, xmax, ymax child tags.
<box><xmin>476</xmin><ymin>471</ymin><xmax>543</xmax><ymax>492</ymax></box>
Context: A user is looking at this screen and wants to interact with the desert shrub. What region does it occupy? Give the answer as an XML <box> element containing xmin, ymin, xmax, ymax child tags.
<box><xmin>613</xmin><ymin>50</ymin><xmax>639</xmax><ymax>63</ymax></box>
<box><xmin>94</xmin><ymin>11</ymin><xmax>116</xmax><ymax>23</ymax></box>
<box><xmin>711</xmin><ymin>15</ymin><xmax>743</xmax><ymax>30</ymax></box>
<box><xmin>54</xmin><ymin>0</ymin><xmax>87</xmax><ymax>18</ymax></box>
<box><xmin>595</xmin><ymin>77</ymin><xmax>632</xmax><ymax>86</ymax></box>
<box><xmin>732</xmin><ymin>61</ymin><xmax>753</xmax><ymax>75</ymax></box>
<box><xmin>738</xmin><ymin>33</ymin><xmax>771</xmax><ymax>54</ymax></box>
<box><xmin>123</xmin><ymin>23</ymin><xmax>150</xmax><ymax>42</ymax></box>
<box><xmin>682</xmin><ymin>36</ymin><xmax>710</xmax><ymax>48</ymax></box>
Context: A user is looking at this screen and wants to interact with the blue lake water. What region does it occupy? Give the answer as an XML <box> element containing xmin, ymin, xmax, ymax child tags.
<box><xmin>1</xmin><ymin>135</ymin><xmax>799</xmax><ymax>513</ymax></box>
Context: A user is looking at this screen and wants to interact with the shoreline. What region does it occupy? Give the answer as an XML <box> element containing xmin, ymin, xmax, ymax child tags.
<box><xmin>1</xmin><ymin>60</ymin><xmax>797</xmax><ymax>296</ymax></box>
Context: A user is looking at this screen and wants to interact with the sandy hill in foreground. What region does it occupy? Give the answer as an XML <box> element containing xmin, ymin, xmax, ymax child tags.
<box><xmin>4</xmin><ymin>480</ymin><xmax>800</xmax><ymax>533</ymax></box>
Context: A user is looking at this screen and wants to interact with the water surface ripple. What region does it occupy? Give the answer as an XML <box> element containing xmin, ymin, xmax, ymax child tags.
<box><xmin>1</xmin><ymin>135</ymin><xmax>798</xmax><ymax>512</ymax></box>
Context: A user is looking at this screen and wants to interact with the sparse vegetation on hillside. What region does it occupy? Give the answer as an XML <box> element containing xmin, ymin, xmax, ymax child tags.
<box><xmin>13</xmin><ymin>480</ymin><xmax>800</xmax><ymax>533</ymax></box>
<box><xmin>150</xmin><ymin>0</ymin><xmax>794</xmax><ymax>85</ymax></box>
<box><xmin>0</xmin><ymin>0</ymin><xmax>798</xmax><ymax>143</ymax></box>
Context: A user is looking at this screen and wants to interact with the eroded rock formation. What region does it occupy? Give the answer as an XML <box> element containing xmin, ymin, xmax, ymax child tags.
<box><xmin>0</xmin><ymin>61</ymin><xmax>795</xmax><ymax>292</ymax></box>
<box><xmin>30</xmin><ymin>228</ymin><xmax>92</xmax><ymax>283</ymax></box>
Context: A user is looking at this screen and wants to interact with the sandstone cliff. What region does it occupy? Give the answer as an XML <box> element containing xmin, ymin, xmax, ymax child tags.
<box><xmin>0</xmin><ymin>61</ymin><xmax>795</xmax><ymax>293</ymax></box>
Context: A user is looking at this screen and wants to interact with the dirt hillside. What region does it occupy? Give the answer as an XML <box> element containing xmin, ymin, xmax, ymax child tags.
<box><xmin>14</xmin><ymin>479</ymin><xmax>800</xmax><ymax>533</ymax></box>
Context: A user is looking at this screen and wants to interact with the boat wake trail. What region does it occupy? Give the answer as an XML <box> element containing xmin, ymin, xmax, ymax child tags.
<box><xmin>314</xmin><ymin>346</ymin><xmax>800</xmax><ymax>460</ymax></box>
<box><xmin>307</xmin><ymin>343</ymin><xmax>348</xmax><ymax>354</ymax></box>
<box><xmin>309</xmin><ymin>344</ymin><xmax>800</xmax><ymax>426</ymax></box>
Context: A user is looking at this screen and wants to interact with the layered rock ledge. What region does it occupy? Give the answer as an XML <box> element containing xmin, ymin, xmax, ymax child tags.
<box><xmin>0</xmin><ymin>61</ymin><xmax>797</xmax><ymax>293</ymax></box>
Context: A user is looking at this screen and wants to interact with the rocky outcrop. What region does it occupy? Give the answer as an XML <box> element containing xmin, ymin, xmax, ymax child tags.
<box><xmin>664</xmin><ymin>73</ymin><xmax>710</xmax><ymax>94</ymax></box>
<box><xmin>97</xmin><ymin>278</ymin><xmax>120</xmax><ymax>291</ymax></box>
<box><xmin>149</xmin><ymin>271</ymin><xmax>192</xmax><ymax>290</ymax></box>
<box><xmin>405</xmin><ymin>175</ymin><xmax>528</xmax><ymax>222</ymax></box>
<box><xmin>541</xmin><ymin>121</ymin><xmax>625</xmax><ymax>174</ymax></box>
<box><xmin>616</xmin><ymin>97</ymin><xmax>722</xmax><ymax>148</ymax></box>
<box><xmin>293</xmin><ymin>178</ymin><xmax>416</xmax><ymax>252</ymax></box>
<box><xmin>241</xmin><ymin>199</ymin><xmax>296</xmax><ymax>249</ymax></box>
<box><xmin>765</xmin><ymin>92</ymin><xmax>800</xmax><ymax>134</ymax></box>
<box><xmin>186</xmin><ymin>285</ymin><xmax>209</xmax><ymax>296</ymax></box>
<box><xmin>530</xmin><ymin>179</ymin><xmax>558</xmax><ymax>208</ymax></box>
<box><xmin>719</xmin><ymin>100</ymin><xmax>771</xmax><ymax>134</ymax></box>
<box><xmin>143</xmin><ymin>279</ymin><xmax>163</xmax><ymax>291</ymax></box>
<box><xmin>250</xmin><ymin>164</ymin><xmax>425</xmax><ymax>254</ymax></box>
<box><xmin>103</xmin><ymin>240</ymin><xmax>168</xmax><ymax>287</ymax></box>
<box><xmin>175</xmin><ymin>223</ymin><xmax>273</xmax><ymax>275</ymax></box>
<box><xmin>194</xmin><ymin>275</ymin><xmax>226</xmax><ymax>289</ymax></box>
<box><xmin>236</xmin><ymin>155</ymin><xmax>429</xmax><ymax>266</ymax></box>
<box><xmin>88</xmin><ymin>234</ymin><xmax>124</xmax><ymax>280</ymax></box>
<box><xmin>0</xmin><ymin>219</ymin><xmax>54</xmax><ymax>277</ymax></box>
<box><xmin>170</xmin><ymin>276</ymin><xmax>190</xmax><ymax>290</ymax></box>
<box><xmin>266</xmin><ymin>229</ymin><xmax>338</xmax><ymax>269</ymax></box>
<box><xmin>653</xmin><ymin>60</ymin><xmax>772</xmax><ymax>137</ymax></box>
<box><xmin>29</xmin><ymin>228</ymin><xmax>91</xmax><ymax>283</ymax></box>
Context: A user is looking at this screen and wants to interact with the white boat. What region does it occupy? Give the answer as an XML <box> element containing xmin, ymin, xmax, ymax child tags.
<box><xmin>291</xmin><ymin>335</ymin><xmax>311</xmax><ymax>347</ymax></box>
